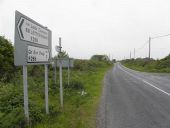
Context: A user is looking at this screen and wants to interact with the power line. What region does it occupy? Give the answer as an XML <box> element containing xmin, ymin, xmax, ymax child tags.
<box><xmin>151</xmin><ymin>34</ymin><xmax>170</xmax><ymax>39</ymax></box>
<box><xmin>137</xmin><ymin>41</ymin><xmax>149</xmax><ymax>51</ymax></box>
<box><xmin>149</xmin><ymin>34</ymin><xmax>170</xmax><ymax>59</ymax></box>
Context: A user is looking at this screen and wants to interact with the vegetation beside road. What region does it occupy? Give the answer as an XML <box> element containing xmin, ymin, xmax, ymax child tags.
<box><xmin>121</xmin><ymin>55</ymin><xmax>170</xmax><ymax>73</ymax></box>
<box><xmin>0</xmin><ymin>36</ymin><xmax>112</xmax><ymax>128</ymax></box>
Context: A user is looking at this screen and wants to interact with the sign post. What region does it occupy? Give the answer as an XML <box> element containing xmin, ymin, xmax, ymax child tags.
<box><xmin>52</xmin><ymin>61</ymin><xmax>57</xmax><ymax>86</ymax></box>
<box><xmin>14</xmin><ymin>11</ymin><xmax>52</xmax><ymax>120</ymax></box>
<box><xmin>56</xmin><ymin>58</ymin><xmax>74</xmax><ymax>86</ymax></box>
<box><xmin>59</xmin><ymin>37</ymin><xmax>63</xmax><ymax>107</ymax></box>
<box><xmin>23</xmin><ymin>65</ymin><xmax>29</xmax><ymax>122</ymax></box>
<box><xmin>45</xmin><ymin>64</ymin><xmax>49</xmax><ymax>114</ymax></box>
<box><xmin>59</xmin><ymin>59</ymin><xmax>63</xmax><ymax>107</ymax></box>
<box><xmin>55</xmin><ymin>38</ymin><xmax>74</xmax><ymax>107</ymax></box>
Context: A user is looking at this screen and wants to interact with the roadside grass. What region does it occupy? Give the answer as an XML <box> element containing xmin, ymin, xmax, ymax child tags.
<box><xmin>0</xmin><ymin>60</ymin><xmax>112</xmax><ymax>128</ymax></box>
<box><xmin>34</xmin><ymin>66</ymin><xmax>111</xmax><ymax>128</ymax></box>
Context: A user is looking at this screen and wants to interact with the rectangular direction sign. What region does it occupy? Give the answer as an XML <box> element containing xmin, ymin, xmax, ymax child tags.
<box><xmin>14</xmin><ymin>10</ymin><xmax>52</xmax><ymax>65</ymax></box>
<box><xmin>27</xmin><ymin>46</ymin><xmax>49</xmax><ymax>63</ymax></box>
<box><xmin>56</xmin><ymin>58</ymin><xmax>74</xmax><ymax>68</ymax></box>
<box><xmin>18</xmin><ymin>17</ymin><xmax>49</xmax><ymax>46</ymax></box>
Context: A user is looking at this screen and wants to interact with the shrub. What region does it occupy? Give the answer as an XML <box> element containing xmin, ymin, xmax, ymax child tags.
<box><xmin>0</xmin><ymin>84</ymin><xmax>25</xmax><ymax>127</ymax></box>
<box><xmin>64</xmin><ymin>80</ymin><xmax>84</xmax><ymax>91</ymax></box>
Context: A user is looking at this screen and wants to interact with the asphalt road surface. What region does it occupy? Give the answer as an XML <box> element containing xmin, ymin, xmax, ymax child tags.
<box><xmin>97</xmin><ymin>63</ymin><xmax>170</xmax><ymax>128</ymax></box>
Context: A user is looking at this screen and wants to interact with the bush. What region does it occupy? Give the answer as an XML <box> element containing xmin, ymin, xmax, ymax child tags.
<box><xmin>73</xmin><ymin>59</ymin><xmax>111</xmax><ymax>71</ymax></box>
<box><xmin>122</xmin><ymin>55</ymin><xmax>170</xmax><ymax>73</ymax></box>
<box><xmin>64</xmin><ymin>80</ymin><xmax>84</xmax><ymax>90</ymax></box>
<box><xmin>0</xmin><ymin>84</ymin><xmax>25</xmax><ymax>127</ymax></box>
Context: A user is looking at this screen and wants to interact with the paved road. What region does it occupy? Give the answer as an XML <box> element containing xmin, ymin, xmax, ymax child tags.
<box><xmin>97</xmin><ymin>63</ymin><xmax>170</xmax><ymax>128</ymax></box>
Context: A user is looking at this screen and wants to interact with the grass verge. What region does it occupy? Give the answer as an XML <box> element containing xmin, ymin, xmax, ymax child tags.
<box><xmin>0</xmin><ymin>60</ymin><xmax>112</xmax><ymax>128</ymax></box>
<box><xmin>34</xmin><ymin>65</ymin><xmax>111</xmax><ymax>128</ymax></box>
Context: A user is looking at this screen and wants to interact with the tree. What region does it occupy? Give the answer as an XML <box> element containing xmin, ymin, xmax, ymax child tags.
<box><xmin>54</xmin><ymin>50</ymin><xmax>69</xmax><ymax>59</ymax></box>
<box><xmin>90</xmin><ymin>55</ymin><xmax>110</xmax><ymax>61</ymax></box>
<box><xmin>0</xmin><ymin>36</ymin><xmax>15</xmax><ymax>82</ymax></box>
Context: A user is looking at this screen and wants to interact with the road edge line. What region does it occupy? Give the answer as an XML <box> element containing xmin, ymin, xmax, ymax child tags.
<box><xmin>118</xmin><ymin>64</ymin><xmax>170</xmax><ymax>96</ymax></box>
<box><xmin>143</xmin><ymin>80</ymin><xmax>170</xmax><ymax>96</ymax></box>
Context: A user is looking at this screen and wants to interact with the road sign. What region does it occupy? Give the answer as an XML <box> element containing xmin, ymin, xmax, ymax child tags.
<box><xmin>55</xmin><ymin>45</ymin><xmax>61</xmax><ymax>52</ymax></box>
<box><xmin>56</xmin><ymin>58</ymin><xmax>74</xmax><ymax>68</ymax></box>
<box><xmin>14</xmin><ymin>11</ymin><xmax>51</xmax><ymax>123</ymax></box>
<box><xmin>14</xmin><ymin>11</ymin><xmax>52</xmax><ymax>65</ymax></box>
<box><xmin>17</xmin><ymin>17</ymin><xmax>49</xmax><ymax>46</ymax></box>
<box><xmin>27</xmin><ymin>45</ymin><xmax>49</xmax><ymax>63</ymax></box>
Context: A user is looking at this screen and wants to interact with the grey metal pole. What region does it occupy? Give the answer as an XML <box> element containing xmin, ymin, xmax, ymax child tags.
<box><xmin>23</xmin><ymin>65</ymin><xmax>29</xmax><ymax>122</ymax></box>
<box><xmin>59</xmin><ymin>37</ymin><xmax>63</xmax><ymax>107</ymax></box>
<box><xmin>45</xmin><ymin>64</ymin><xmax>49</xmax><ymax>114</ymax></box>
<box><xmin>59</xmin><ymin>60</ymin><xmax>63</xmax><ymax>107</ymax></box>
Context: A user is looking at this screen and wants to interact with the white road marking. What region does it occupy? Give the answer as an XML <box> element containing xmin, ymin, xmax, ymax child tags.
<box><xmin>118</xmin><ymin>64</ymin><xmax>170</xmax><ymax>96</ymax></box>
<box><xmin>143</xmin><ymin>80</ymin><xmax>170</xmax><ymax>96</ymax></box>
<box><xmin>118</xmin><ymin>65</ymin><xmax>142</xmax><ymax>80</ymax></box>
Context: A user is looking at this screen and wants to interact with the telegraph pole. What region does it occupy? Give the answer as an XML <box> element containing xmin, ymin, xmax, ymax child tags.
<box><xmin>148</xmin><ymin>34</ymin><xmax>170</xmax><ymax>60</ymax></box>
<box><xmin>134</xmin><ymin>48</ymin><xmax>135</xmax><ymax>59</ymax></box>
<box><xmin>149</xmin><ymin>37</ymin><xmax>151</xmax><ymax>59</ymax></box>
<box><xmin>130</xmin><ymin>51</ymin><xmax>131</xmax><ymax>59</ymax></box>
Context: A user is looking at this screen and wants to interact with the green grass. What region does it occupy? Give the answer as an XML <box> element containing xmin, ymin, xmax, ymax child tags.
<box><xmin>34</xmin><ymin>66</ymin><xmax>111</xmax><ymax>128</ymax></box>
<box><xmin>0</xmin><ymin>60</ymin><xmax>112</xmax><ymax>128</ymax></box>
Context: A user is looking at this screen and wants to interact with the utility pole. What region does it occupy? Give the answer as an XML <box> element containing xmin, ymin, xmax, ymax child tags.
<box><xmin>149</xmin><ymin>37</ymin><xmax>151</xmax><ymax>59</ymax></box>
<box><xmin>134</xmin><ymin>48</ymin><xmax>135</xmax><ymax>59</ymax></box>
<box><xmin>148</xmin><ymin>34</ymin><xmax>170</xmax><ymax>60</ymax></box>
<box><xmin>130</xmin><ymin>51</ymin><xmax>131</xmax><ymax>59</ymax></box>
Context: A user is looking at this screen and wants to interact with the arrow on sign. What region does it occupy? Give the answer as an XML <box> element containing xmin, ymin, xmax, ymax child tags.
<box><xmin>18</xmin><ymin>18</ymin><xmax>24</xmax><ymax>39</ymax></box>
<box><xmin>17</xmin><ymin>17</ymin><xmax>49</xmax><ymax>46</ymax></box>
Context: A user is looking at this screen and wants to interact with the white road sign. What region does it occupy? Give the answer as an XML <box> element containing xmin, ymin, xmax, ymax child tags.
<box><xmin>14</xmin><ymin>11</ymin><xmax>52</xmax><ymax>65</ymax></box>
<box><xmin>17</xmin><ymin>17</ymin><xmax>49</xmax><ymax>46</ymax></box>
<box><xmin>55</xmin><ymin>45</ymin><xmax>61</xmax><ymax>52</ymax></box>
<box><xmin>27</xmin><ymin>46</ymin><xmax>49</xmax><ymax>62</ymax></box>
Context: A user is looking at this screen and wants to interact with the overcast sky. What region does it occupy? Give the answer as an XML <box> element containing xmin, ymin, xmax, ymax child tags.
<box><xmin>0</xmin><ymin>0</ymin><xmax>170</xmax><ymax>60</ymax></box>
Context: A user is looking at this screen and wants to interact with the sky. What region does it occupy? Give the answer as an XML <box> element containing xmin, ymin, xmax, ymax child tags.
<box><xmin>0</xmin><ymin>0</ymin><xmax>170</xmax><ymax>60</ymax></box>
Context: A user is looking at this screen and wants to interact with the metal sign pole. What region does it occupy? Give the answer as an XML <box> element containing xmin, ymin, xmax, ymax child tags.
<box><xmin>45</xmin><ymin>64</ymin><xmax>49</xmax><ymax>114</ymax></box>
<box><xmin>59</xmin><ymin>37</ymin><xmax>63</xmax><ymax>107</ymax></box>
<box><xmin>59</xmin><ymin>59</ymin><xmax>63</xmax><ymax>107</ymax></box>
<box><xmin>23</xmin><ymin>65</ymin><xmax>29</xmax><ymax>122</ymax></box>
